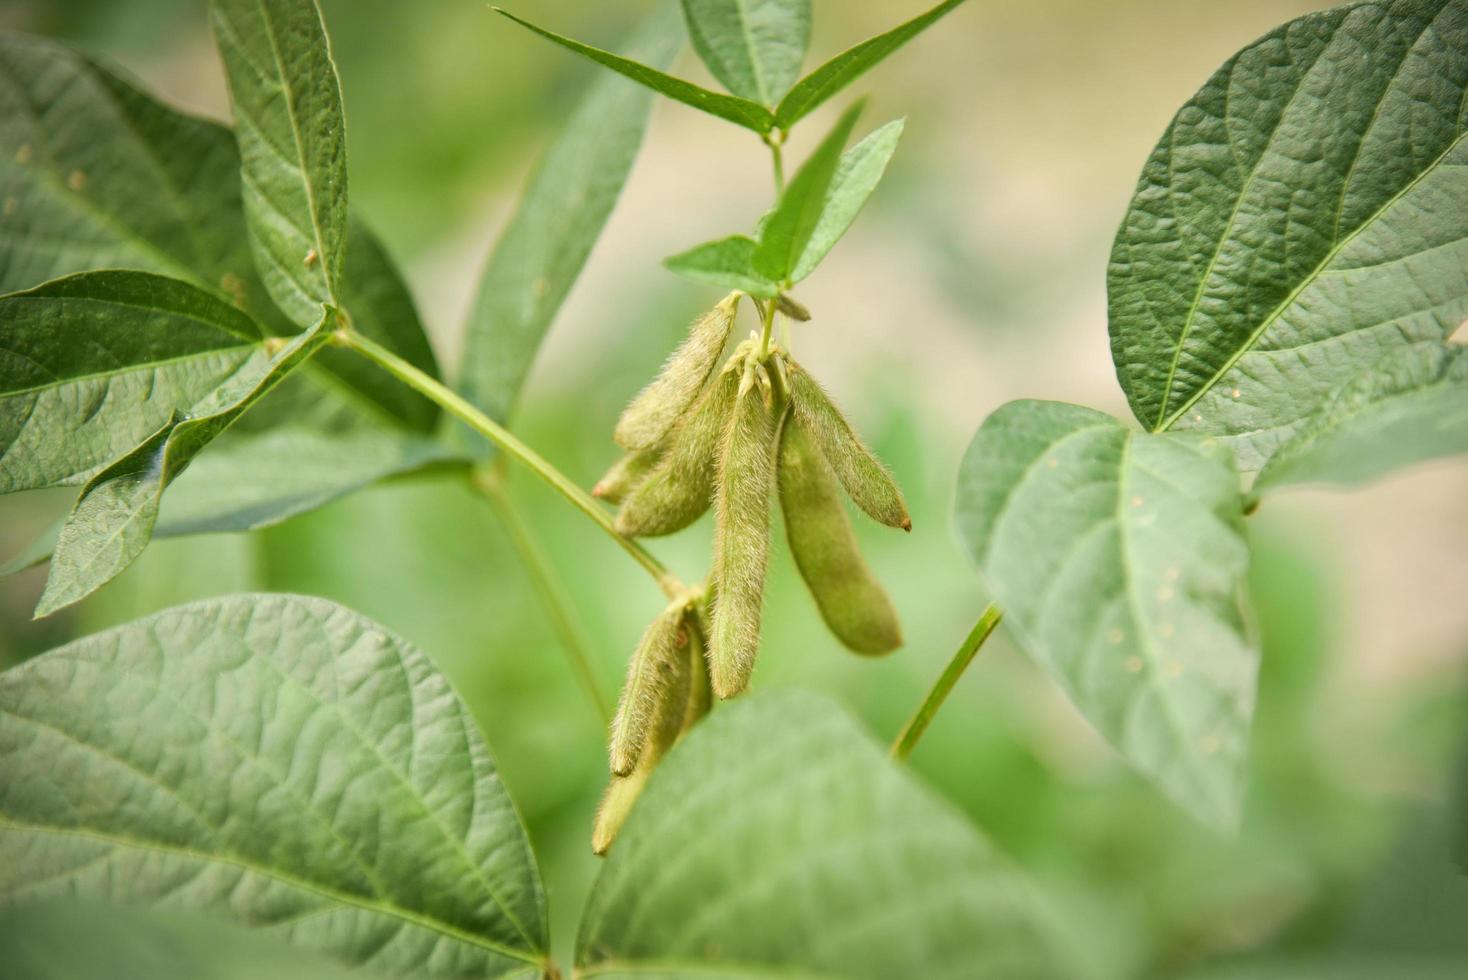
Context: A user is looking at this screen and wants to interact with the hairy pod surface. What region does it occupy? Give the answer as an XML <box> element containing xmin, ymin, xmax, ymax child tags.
<box><xmin>680</xmin><ymin>618</ymin><xmax>713</xmax><ymax>732</ymax></box>
<box><xmin>789</xmin><ymin>361</ymin><xmax>911</xmax><ymax>531</ymax></box>
<box><xmin>608</xmin><ymin>599</ymin><xmax>689</xmax><ymax>776</ymax></box>
<box><xmin>592</xmin><ymin>444</ymin><xmax>664</xmax><ymax>504</ymax></box>
<box><xmin>593</xmin><ymin>607</ymin><xmax>693</xmax><ymax>855</ymax></box>
<box><xmin>614</xmin><ymin>359</ymin><xmax>740</xmax><ymax>537</ymax></box>
<box><xmin>614</xmin><ymin>292</ymin><xmax>739</xmax><ymax>450</ymax></box>
<box><xmin>708</xmin><ymin>359</ymin><xmax>781</xmax><ymax>699</ymax></box>
<box><xmin>778</xmin><ymin>419</ymin><xmax>902</xmax><ymax>655</ymax></box>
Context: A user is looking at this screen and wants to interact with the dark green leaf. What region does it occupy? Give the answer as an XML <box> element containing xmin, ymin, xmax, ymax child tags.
<box><xmin>1</xmin><ymin>901</ymin><xmax>372</xmax><ymax>980</ymax></box>
<box><xmin>954</xmin><ymin>400</ymin><xmax>1256</xmax><ymax>829</ymax></box>
<box><xmin>493</xmin><ymin>7</ymin><xmax>776</xmax><ymax>134</ymax></box>
<box><xmin>37</xmin><ymin>315</ymin><xmax>331</xmax><ymax>617</ymax></box>
<box><xmin>0</xmin><ymin>36</ymin><xmax>440</xmax><ymax>431</ymax></box>
<box><xmin>773</xmin><ymin>0</ymin><xmax>968</xmax><ymax>129</ymax></box>
<box><xmin>578</xmin><ymin>690</ymin><xmax>1067</xmax><ymax>977</ymax></box>
<box><xmin>0</xmin><ymin>593</ymin><xmax>549</xmax><ymax>977</ymax></box>
<box><xmin>790</xmin><ymin>116</ymin><xmax>903</xmax><ymax>282</ymax></box>
<box><xmin>0</xmin><ymin>37</ymin><xmax>275</xmax><ymax>321</ymax></box>
<box><xmin>460</xmin><ymin>4</ymin><xmax>683</xmax><ymax>430</ymax></box>
<box><xmin>211</xmin><ymin>0</ymin><xmax>350</xmax><ymax>328</ymax></box>
<box><xmin>0</xmin><ymin>271</ymin><xmax>263</xmax><ymax>494</ymax></box>
<box><xmin>752</xmin><ymin>101</ymin><xmax>863</xmax><ymax>282</ymax></box>
<box><xmin>1109</xmin><ymin>0</ymin><xmax>1468</xmax><ymax>470</ymax></box>
<box><xmin>681</xmin><ymin>0</ymin><xmax>811</xmax><ymax>105</ymax></box>
<box><xmin>663</xmin><ymin>234</ymin><xmax>781</xmax><ymax>296</ymax></box>
<box><xmin>1255</xmin><ymin>342</ymin><xmax>1468</xmax><ymax>492</ymax></box>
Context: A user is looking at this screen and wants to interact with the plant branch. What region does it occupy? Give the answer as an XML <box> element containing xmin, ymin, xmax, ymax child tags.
<box><xmin>474</xmin><ymin>467</ymin><xmax>612</xmax><ymax>725</ymax></box>
<box><xmin>333</xmin><ymin>328</ymin><xmax>684</xmax><ymax>599</ymax></box>
<box><xmin>890</xmin><ymin>603</ymin><xmax>1002</xmax><ymax>760</ymax></box>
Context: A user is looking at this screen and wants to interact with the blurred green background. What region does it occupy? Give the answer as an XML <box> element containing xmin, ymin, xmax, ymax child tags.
<box><xmin>2</xmin><ymin>1</ymin><xmax>1467</xmax><ymax>976</ymax></box>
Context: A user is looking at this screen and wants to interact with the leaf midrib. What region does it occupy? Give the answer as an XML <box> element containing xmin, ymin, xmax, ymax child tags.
<box><xmin>0</xmin><ymin>343</ymin><xmax>257</xmax><ymax>402</ymax></box>
<box><xmin>1160</xmin><ymin>128</ymin><xmax>1468</xmax><ymax>432</ymax></box>
<box><xmin>238</xmin><ymin>0</ymin><xmax>338</xmax><ymax>306</ymax></box>
<box><xmin>0</xmin><ymin>818</ymin><xmax>543</xmax><ymax>970</ymax></box>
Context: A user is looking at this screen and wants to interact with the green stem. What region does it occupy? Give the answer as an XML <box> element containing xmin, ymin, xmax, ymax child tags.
<box><xmin>334</xmin><ymin>329</ymin><xmax>684</xmax><ymax>599</ymax></box>
<box><xmin>765</xmin><ymin>131</ymin><xmax>785</xmax><ymax>195</ymax></box>
<box><xmin>757</xmin><ymin>293</ymin><xmax>778</xmax><ymax>359</ymax></box>
<box><xmin>475</xmin><ymin>468</ymin><xmax>612</xmax><ymax>725</ymax></box>
<box><xmin>890</xmin><ymin>603</ymin><xmax>1003</xmax><ymax>760</ymax></box>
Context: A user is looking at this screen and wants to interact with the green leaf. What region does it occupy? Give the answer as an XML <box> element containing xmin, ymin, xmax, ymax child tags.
<box><xmin>2</xmin><ymin>429</ymin><xmax>460</xmax><ymax>578</ymax></box>
<box><xmin>321</xmin><ymin>215</ymin><xmax>441</xmax><ymax>433</ymax></box>
<box><xmin>773</xmin><ymin>0</ymin><xmax>969</xmax><ymax>130</ymax></box>
<box><xmin>663</xmin><ymin>234</ymin><xmax>780</xmax><ymax>297</ymax></box>
<box><xmin>0</xmin><ymin>37</ymin><xmax>276</xmax><ymax>320</ymax></box>
<box><xmin>752</xmin><ymin>101</ymin><xmax>863</xmax><ymax>282</ymax></box>
<box><xmin>493</xmin><ymin>7</ymin><xmax>776</xmax><ymax>134</ymax></box>
<box><xmin>37</xmin><ymin>315</ymin><xmax>332</xmax><ymax>617</ymax></box>
<box><xmin>159</xmin><ymin>426</ymin><xmax>463</xmax><ymax>535</ymax></box>
<box><xmin>790</xmin><ymin>117</ymin><xmax>904</xmax><ymax>282</ymax></box>
<box><xmin>954</xmin><ymin>400</ymin><xmax>1256</xmax><ymax>829</ymax></box>
<box><xmin>0</xmin><ymin>271</ymin><xmax>264</xmax><ymax>494</ymax></box>
<box><xmin>0</xmin><ymin>593</ymin><xmax>549</xmax><ymax>976</ymax></box>
<box><xmin>578</xmin><ymin>690</ymin><xmax>1068</xmax><ymax>977</ymax></box>
<box><xmin>681</xmin><ymin>0</ymin><xmax>811</xmax><ymax>105</ymax></box>
<box><xmin>0</xmin><ymin>36</ymin><xmax>441</xmax><ymax>432</ymax></box>
<box><xmin>1</xmin><ymin>901</ymin><xmax>373</xmax><ymax>980</ymax></box>
<box><xmin>211</xmin><ymin>0</ymin><xmax>350</xmax><ymax>328</ymax></box>
<box><xmin>1108</xmin><ymin>0</ymin><xmax>1468</xmax><ymax>470</ymax></box>
<box><xmin>1254</xmin><ymin>342</ymin><xmax>1468</xmax><ymax>492</ymax></box>
<box><xmin>460</xmin><ymin>4</ymin><xmax>683</xmax><ymax>430</ymax></box>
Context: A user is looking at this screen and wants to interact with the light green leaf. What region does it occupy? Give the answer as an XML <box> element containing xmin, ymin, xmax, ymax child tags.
<box><xmin>1255</xmin><ymin>343</ymin><xmax>1468</xmax><ymax>492</ymax></box>
<box><xmin>681</xmin><ymin>0</ymin><xmax>811</xmax><ymax>105</ymax></box>
<box><xmin>2</xmin><ymin>428</ymin><xmax>460</xmax><ymax>578</ymax></box>
<box><xmin>790</xmin><ymin>117</ymin><xmax>904</xmax><ymax>282</ymax></box>
<box><xmin>577</xmin><ymin>690</ymin><xmax>1068</xmax><ymax>978</ymax></box>
<box><xmin>0</xmin><ymin>271</ymin><xmax>264</xmax><ymax>494</ymax></box>
<box><xmin>752</xmin><ymin>101</ymin><xmax>863</xmax><ymax>282</ymax></box>
<box><xmin>493</xmin><ymin>7</ymin><xmax>776</xmax><ymax>135</ymax></box>
<box><xmin>0</xmin><ymin>593</ymin><xmax>549</xmax><ymax>977</ymax></box>
<box><xmin>773</xmin><ymin>0</ymin><xmax>968</xmax><ymax>130</ymax></box>
<box><xmin>37</xmin><ymin>316</ymin><xmax>332</xmax><ymax>617</ymax></box>
<box><xmin>954</xmin><ymin>400</ymin><xmax>1256</xmax><ymax>829</ymax></box>
<box><xmin>0</xmin><ymin>36</ymin><xmax>441</xmax><ymax>431</ymax></box>
<box><xmin>159</xmin><ymin>426</ymin><xmax>463</xmax><ymax>535</ymax></box>
<box><xmin>663</xmin><ymin>234</ymin><xmax>780</xmax><ymax>297</ymax></box>
<box><xmin>211</xmin><ymin>0</ymin><xmax>349</xmax><ymax>328</ymax></box>
<box><xmin>460</xmin><ymin>4</ymin><xmax>683</xmax><ymax>430</ymax></box>
<box><xmin>1109</xmin><ymin>0</ymin><xmax>1468</xmax><ymax>470</ymax></box>
<box><xmin>1</xmin><ymin>901</ymin><xmax>374</xmax><ymax>980</ymax></box>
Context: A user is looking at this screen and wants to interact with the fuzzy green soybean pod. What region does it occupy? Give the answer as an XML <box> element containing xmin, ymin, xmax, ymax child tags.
<box><xmin>614</xmin><ymin>291</ymin><xmax>740</xmax><ymax>450</ymax></box>
<box><xmin>708</xmin><ymin>358</ymin><xmax>780</xmax><ymax>699</ymax></box>
<box><xmin>593</xmin><ymin>607</ymin><xmax>693</xmax><ymax>855</ymax></box>
<box><xmin>608</xmin><ymin>598</ymin><xmax>690</xmax><ymax>777</ymax></box>
<box><xmin>778</xmin><ymin>418</ymin><xmax>902</xmax><ymax>655</ymax></box>
<box><xmin>680</xmin><ymin>613</ymin><xmax>713</xmax><ymax>732</ymax></box>
<box><xmin>789</xmin><ymin>360</ymin><xmax>911</xmax><ymax>531</ymax></box>
<box><xmin>592</xmin><ymin>443</ymin><xmax>664</xmax><ymax>504</ymax></box>
<box><xmin>615</xmin><ymin>355</ymin><xmax>742</xmax><ymax>537</ymax></box>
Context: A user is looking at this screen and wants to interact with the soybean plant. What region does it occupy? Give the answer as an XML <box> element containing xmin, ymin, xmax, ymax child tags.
<box><xmin>1</xmin><ymin>1</ymin><xmax>1466</xmax><ymax>977</ymax></box>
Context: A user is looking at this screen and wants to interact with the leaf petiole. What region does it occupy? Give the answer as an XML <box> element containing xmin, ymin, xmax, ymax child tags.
<box><xmin>332</xmin><ymin>328</ymin><xmax>685</xmax><ymax>599</ymax></box>
<box><xmin>890</xmin><ymin>603</ymin><xmax>1002</xmax><ymax>760</ymax></box>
